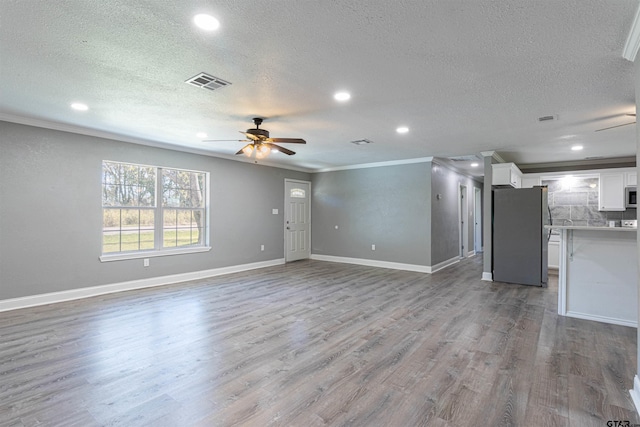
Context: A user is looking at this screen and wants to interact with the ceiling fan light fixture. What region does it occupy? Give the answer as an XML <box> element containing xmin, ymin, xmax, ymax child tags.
<box><xmin>242</xmin><ymin>145</ymin><xmax>254</xmax><ymax>156</ymax></box>
<box><xmin>255</xmin><ymin>144</ymin><xmax>271</xmax><ymax>159</ymax></box>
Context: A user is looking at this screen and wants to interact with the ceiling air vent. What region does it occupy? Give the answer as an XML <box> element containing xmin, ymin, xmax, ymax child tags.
<box><xmin>185</xmin><ymin>72</ymin><xmax>232</xmax><ymax>91</ymax></box>
<box><xmin>350</xmin><ymin>139</ymin><xmax>373</xmax><ymax>145</ymax></box>
<box><xmin>537</xmin><ymin>115</ymin><xmax>557</xmax><ymax>122</ymax></box>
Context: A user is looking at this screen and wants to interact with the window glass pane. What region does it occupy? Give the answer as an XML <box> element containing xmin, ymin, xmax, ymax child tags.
<box><xmin>291</xmin><ymin>188</ymin><xmax>305</xmax><ymax>198</ymax></box>
<box><xmin>102</xmin><ymin>208</ymin><xmax>121</xmax><ymax>253</ymax></box>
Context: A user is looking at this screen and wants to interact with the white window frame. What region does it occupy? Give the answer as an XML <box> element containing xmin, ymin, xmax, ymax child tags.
<box><xmin>100</xmin><ymin>161</ymin><xmax>211</xmax><ymax>262</ymax></box>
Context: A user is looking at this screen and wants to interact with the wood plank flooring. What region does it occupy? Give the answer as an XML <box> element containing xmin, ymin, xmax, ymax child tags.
<box><xmin>0</xmin><ymin>256</ymin><xmax>638</xmax><ymax>426</ymax></box>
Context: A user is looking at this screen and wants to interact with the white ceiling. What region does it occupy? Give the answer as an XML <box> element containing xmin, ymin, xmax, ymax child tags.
<box><xmin>1</xmin><ymin>0</ymin><xmax>638</xmax><ymax>175</ymax></box>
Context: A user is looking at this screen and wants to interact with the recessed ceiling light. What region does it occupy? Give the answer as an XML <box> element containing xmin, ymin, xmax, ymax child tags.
<box><xmin>470</xmin><ymin>162</ymin><xmax>479</xmax><ymax>167</ymax></box>
<box><xmin>70</xmin><ymin>102</ymin><xmax>88</xmax><ymax>111</ymax></box>
<box><xmin>571</xmin><ymin>145</ymin><xmax>584</xmax><ymax>151</ymax></box>
<box><xmin>193</xmin><ymin>14</ymin><xmax>220</xmax><ymax>31</ymax></box>
<box><xmin>334</xmin><ymin>91</ymin><xmax>351</xmax><ymax>102</ymax></box>
<box><xmin>196</xmin><ymin>132</ymin><xmax>207</xmax><ymax>138</ymax></box>
<box><xmin>396</xmin><ymin>126</ymin><xmax>409</xmax><ymax>134</ymax></box>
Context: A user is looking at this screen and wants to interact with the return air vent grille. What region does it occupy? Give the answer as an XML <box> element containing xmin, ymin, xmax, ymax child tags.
<box><xmin>350</xmin><ymin>139</ymin><xmax>373</xmax><ymax>145</ymax></box>
<box><xmin>538</xmin><ymin>115</ymin><xmax>557</xmax><ymax>122</ymax></box>
<box><xmin>185</xmin><ymin>73</ymin><xmax>232</xmax><ymax>91</ymax></box>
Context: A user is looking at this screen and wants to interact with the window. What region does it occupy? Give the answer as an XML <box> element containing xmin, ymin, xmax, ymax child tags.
<box><xmin>290</xmin><ymin>188</ymin><xmax>306</xmax><ymax>198</ymax></box>
<box><xmin>101</xmin><ymin>161</ymin><xmax>208</xmax><ymax>259</ymax></box>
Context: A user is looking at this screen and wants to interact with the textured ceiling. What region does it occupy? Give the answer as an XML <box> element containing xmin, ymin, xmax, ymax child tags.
<box><xmin>0</xmin><ymin>0</ymin><xmax>638</xmax><ymax>174</ymax></box>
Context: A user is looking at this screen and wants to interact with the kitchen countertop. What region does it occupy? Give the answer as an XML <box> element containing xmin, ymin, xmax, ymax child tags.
<box><xmin>544</xmin><ymin>225</ymin><xmax>637</xmax><ymax>232</ymax></box>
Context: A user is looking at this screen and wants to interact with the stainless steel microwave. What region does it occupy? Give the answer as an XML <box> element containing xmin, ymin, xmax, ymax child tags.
<box><xmin>626</xmin><ymin>186</ymin><xmax>637</xmax><ymax>208</ymax></box>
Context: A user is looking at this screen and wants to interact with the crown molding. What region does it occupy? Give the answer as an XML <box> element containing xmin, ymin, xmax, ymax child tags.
<box><xmin>623</xmin><ymin>2</ymin><xmax>640</xmax><ymax>61</ymax></box>
<box><xmin>314</xmin><ymin>157</ymin><xmax>434</xmax><ymax>173</ymax></box>
<box><xmin>480</xmin><ymin>150</ymin><xmax>506</xmax><ymax>163</ymax></box>
<box><xmin>0</xmin><ymin>113</ymin><xmax>314</xmax><ymax>173</ymax></box>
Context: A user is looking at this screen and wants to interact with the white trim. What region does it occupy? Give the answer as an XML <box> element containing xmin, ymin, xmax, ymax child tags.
<box><xmin>623</xmin><ymin>3</ymin><xmax>640</xmax><ymax>61</ymax></box>
<box><xmin>315</xmin><ymin>157</ymin><xmax>434</xmax><ymax>173</ymax></box>
<box><xmin>310</xmin><ymin>254</ymin><xmax>460</xmax><ymax>274</ymax></box>
<box><xmin>311</xmin><ymin>254</ymin><xmax>431</xmax><ymax>273</ymax></box>
<box><xmin>467</xmin><ymin>250</ymin><xmax>476</xmax><ymax>257</ymax></box>
<box><xmin>565</xmin><ymin>310</ymin><xmax>638</xmax><ymax>328</ymax></box>
<box><xmin>480</xmin><ymin>151</ymin><xmax>506</xmax><ymax>163</ymax></box>
<box><xmin>0</xmin><ymin>259</ymin><xmax>285</xmax><ymax>313</ymax></box>
<box><xmin>100</xmin><ymin>246</ymin><xmax>211</xmax><ymax>262</ymax></box>
<box><xmin>430</xmin><ymin>256</ymin><xmax>461</xmax><ymax>273</ymax></box>
<box><xmin>629</xmin><ymin>375</ymin><xmax>640</xmax><ymax>418</ymax></box>
<box><xmin>557</xmin><ymin>229</ymin><xmax>568</xmax><ymax>316</ymax></box>
<box><xmin>481</xmin><ymin>272</ymin><xmax>493</xmax><ymax>281</ymax></box>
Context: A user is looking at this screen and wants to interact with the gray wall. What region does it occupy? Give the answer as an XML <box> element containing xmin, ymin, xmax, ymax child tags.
<box><xmin>0</xmin><ymin>121</ymin><xmax>309</xmax><ymax>300</ymax></box>
<box><xmin>430</xmin><ymin>160</ymin><xmax>483</xmax><ymax>265</ymax></box>
<box><xmin>311</xmin><ymin>160</ymin><xmax>481</xmax><ymax>268</ymax></box>
<box><xmin>311</xmin><ymin>163</ymin><xmax>432</xmax><ymax>265</ymax></box>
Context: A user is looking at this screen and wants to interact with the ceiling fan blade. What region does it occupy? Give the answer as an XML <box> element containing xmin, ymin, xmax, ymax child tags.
<box><xmin>595</xmin><ymin>121</ymin><xmax>636</xmax><ymax>132</ymax></box>
<box><xmin>240</xmin><ymin>131</ymin><xmax>261</xmax><ymax>141</ymax></box>
<box><xmin>235</xmin><ymin>144</ymin><xmax>253</xmax><ymax>155</ymax></box>
<box><xmin>268</xmin><ymin>137</ymin><xmax>306</xmax><ymax>144</ymax></box>
<box><xmin>265</xmin><ymin>143</ymin><xmax>295</xmax><ymax>155</ymax></box>
<box><xmin>203</xmin><ymin>139</ymin><xmax>248</xmax><ymax>142</ymax></box>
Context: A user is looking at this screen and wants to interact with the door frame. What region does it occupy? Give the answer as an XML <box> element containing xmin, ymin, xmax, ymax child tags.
<box><xmin>284</xmin><ymin>179</ymin><xmax>312</xmax><ymax>262</ymax></box>
<box><xmin>458</xmin><ymin>184</ymin><xmax>468</xmax><ymax>258</ymax></box>
<box><xmin>474</xmin><ymin>187</ymin><xmax>482</xmax><ymax>253</ymax></box>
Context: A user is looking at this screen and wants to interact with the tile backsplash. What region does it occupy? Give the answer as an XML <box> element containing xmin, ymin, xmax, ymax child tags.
<box><xmin>542</xmin><ymin>176</ymin><xmax>636</xmax><ymax>227</ymax></box>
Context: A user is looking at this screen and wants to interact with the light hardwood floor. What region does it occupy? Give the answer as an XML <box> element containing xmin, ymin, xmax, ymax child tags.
<box><xmin>0</xmin><ymin>256</ymin><xmax>638</xmax><ymax>426</ymax></box>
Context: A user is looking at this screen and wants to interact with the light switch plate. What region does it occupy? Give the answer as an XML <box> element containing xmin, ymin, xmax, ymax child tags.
<box><xmin>272</xmin><ymin>209</ymin><xmax>278</xmax><ymax>214</ymax></box>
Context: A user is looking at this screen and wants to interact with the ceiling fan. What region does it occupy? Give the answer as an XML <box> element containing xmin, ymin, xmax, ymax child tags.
<box><xmin>595</xmin><ymin>113</ymin><xmax>636</xmax><ymax>132</ymax></box>
<box><xmin>204</xmin><ymin>117</ymin><xmax>306</xmax><ymax>158</ymax></box>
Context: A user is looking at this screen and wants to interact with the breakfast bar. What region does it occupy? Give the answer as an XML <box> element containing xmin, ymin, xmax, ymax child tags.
<box><xmin>546</xmin><ymin>225</ymin><xmax>638</xmax><ymax>327</ymax></box>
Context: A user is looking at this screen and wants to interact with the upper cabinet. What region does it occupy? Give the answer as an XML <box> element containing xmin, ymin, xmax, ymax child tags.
<box><xmin>521</xmin><ymin>175</ymin><xmax>540</xmax><ymax>188</ymax></box>
<box><xmin>492</xmin><ymin>163</ymin><xmax>522</xmax><ymax>188</ymax></box>
<box><xmin>599</xmin><ymin>173</ymin><xmax>625</xmax><ymax>211</ymax></box>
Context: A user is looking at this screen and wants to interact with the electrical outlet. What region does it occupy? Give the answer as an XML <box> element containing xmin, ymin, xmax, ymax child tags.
<box><xmin>272</xmin><ymin>209</ymin><xmax>278</xmax><ymax>214</ymax></box>
<box><xmin>143</xmin><ymin>258</ymin><xmax>150</xmax><ymax>267</ymax></box>
<box><xmin>260</xmin><ymin>244</ymin><xmax>265</xmax><ymax>251</ymax></box>
<box><xmin>371</xmin><ymin>244</ymin><xmax>376</xmax><ymax>251</ymax></box>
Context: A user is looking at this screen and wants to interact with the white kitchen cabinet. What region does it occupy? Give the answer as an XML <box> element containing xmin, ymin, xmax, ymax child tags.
<box><xmin>492</xmin><ymin>163</ymin><xmax>522</xmax><ymax>188</ymax></box>
<box><xmin>598</xmin><ymin>173</ymin><xmax>625</xmax><ymax>211</ymax></box>
<box><xmin>626</xmin><ymin>172</ymin><xmax>637</xmax><ymax>187</ymax></box>
<box><xmin>521</xmin><ymin>175</ymin><xmax>540</xmax><ymax>188</ymax></box>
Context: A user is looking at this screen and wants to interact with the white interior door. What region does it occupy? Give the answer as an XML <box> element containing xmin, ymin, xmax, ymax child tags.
<box><xmin>284</xmin><ymin>179</ymin><xmax>311</xmax><ymax>262</ymax></box>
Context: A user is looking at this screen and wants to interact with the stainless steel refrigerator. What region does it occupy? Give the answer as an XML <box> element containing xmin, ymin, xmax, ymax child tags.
<box><xmin>492</xmin><ymin>186</ymin><xmax>548</xmax><ymax>287</ymax></box>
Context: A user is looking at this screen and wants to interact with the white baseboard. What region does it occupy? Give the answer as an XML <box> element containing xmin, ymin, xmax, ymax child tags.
<box><xmin>481</xmin><ymin>272</ymin><xmax>493</xmax><ymax>281</ymax></box>
<box><xmin>310</xmin><ymin>254</ymin><xmax>460</xmax><ymax>274</ymax></box>
<box><xmin>0</xmin><ymin>258</ymin><xmax>285</xmax><ymax>312</ymax></box>
<box><xmin>466</xmin><ymin>250</ymin><xmax>476</xmax><ymax>257</ymax></box>
<box><xmin>565</xmin><ymin>310</ymin><xmax>638</xmax><ymax>328</ymax></box>
<box><xmin>630</xmin><ymin>375</ymin><xmax>640</xmax><ymax>418</ymax></box>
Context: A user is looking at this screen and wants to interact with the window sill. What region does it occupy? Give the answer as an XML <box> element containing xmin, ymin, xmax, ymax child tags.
<box><xmin>99</xmin><ymin>246</ymin><xmax>211</xmax><ymax>263</ymax></box>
